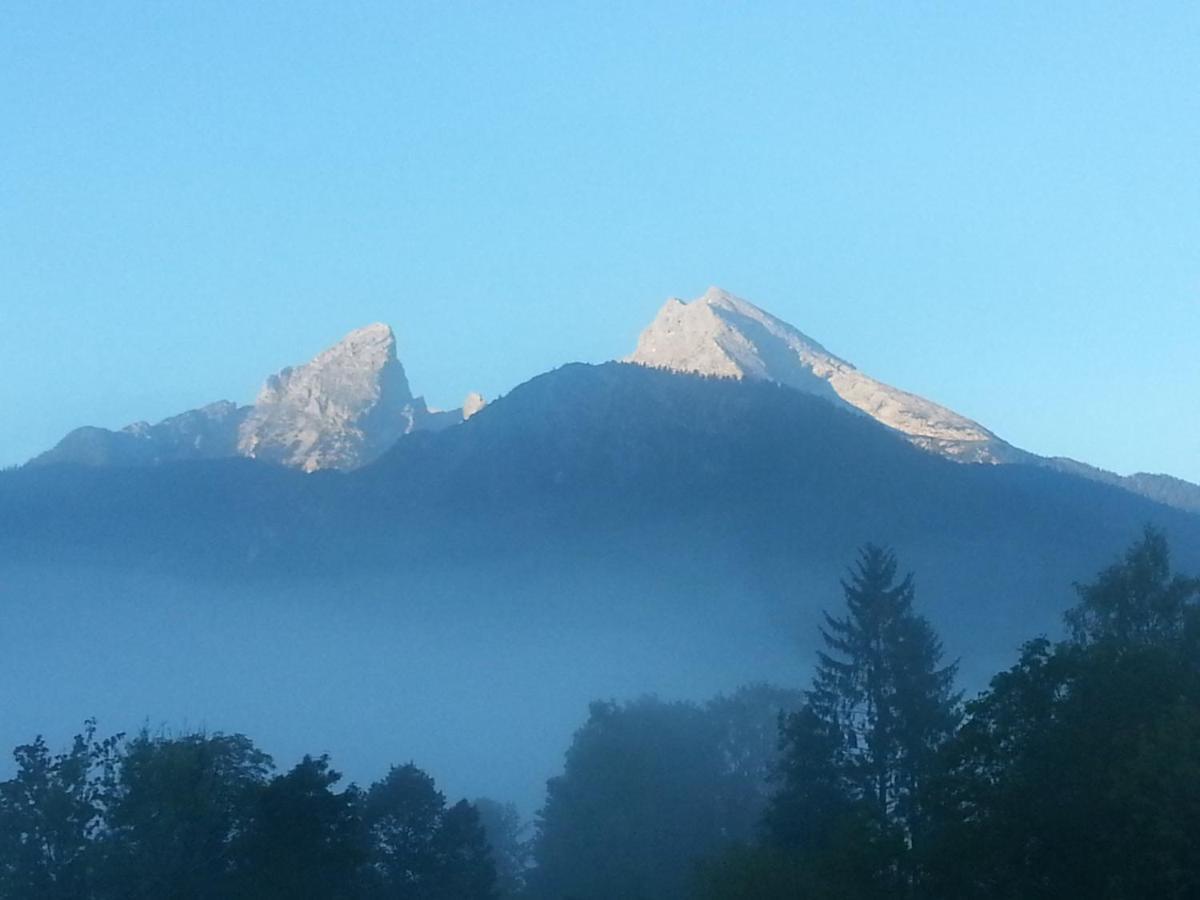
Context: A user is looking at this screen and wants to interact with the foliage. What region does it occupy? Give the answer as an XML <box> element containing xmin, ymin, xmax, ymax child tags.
<box><xmin>234</xmin><ymin>754</ymin><xmax>364</xmax><ymax>899</ymax></box>
<box><xmin>530</xmin><ymin>697</ymin><xmax>729</xmax><ymax>900</ymax></box>
<box><xmin>747</xmin><ymin>545</ymin><xmax>960</xmax><ymax>897</ymax></box>
<box><xmin>707</xmin><ymin>683</ymin><xmax>805</xmax><ymax>841</ymax></box>
<box><xmin>428</xmin><ymin>799</ymin><xmax>496</xmax><ymax>900</ymax></box>
<box><xmin>362</xmin><ymin>763</ymin><xmax>496</xmax><ymax>899</ymax></box>
<box><xmin>807</xmin><ymin>545</ymin><xmax>960</xmax><ymax>831</ymax></box>
<box><xmin>1065</xmin><ymin>525</ymin><xmax>1200</xmax><ymax>650</ymax></box>
<box><xmin>0</xmin><ymin>731</ymin><xmax>496</xmax><ymax>900</ymax></box>
<box><xmin>363</xmin><ymin>763</ymin><xmax>445</xmax><ymax>895</ymax></box>
<box><xmin>529</xmin><ymin>686</ymin><xmax>799</xmax><ymax>900</ymax></box>
<box><xmin>100</xmin><ymin>729</ymin><xmax>272</xmax><ymax>898</ymax></box>
<box><xmin>0</xmin><ymin>721</ymin><xmax>120</xmax><ymax>900</ymax></box>
<box><xmin>922</xmin><ymin>528</ymin><xmax>1200</xmax><ymax>899</ymax></box>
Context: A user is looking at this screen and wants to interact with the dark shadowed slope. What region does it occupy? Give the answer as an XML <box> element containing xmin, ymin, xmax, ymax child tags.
<box><xmin>4</xmin><ymin>362</ymin><xmax>1198</xmax><ymax>569</ymax></box>
<box><xmin>5</xmin><ymin>361</ymin><xmax>1197</xmax><ymax>650</ymax></box>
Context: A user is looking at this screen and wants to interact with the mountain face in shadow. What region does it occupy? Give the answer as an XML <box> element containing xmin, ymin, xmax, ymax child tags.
<box><xmin>6</xmin><ymin>362</ymin><xmax>1197</xmax><ymax>609</ymax></box>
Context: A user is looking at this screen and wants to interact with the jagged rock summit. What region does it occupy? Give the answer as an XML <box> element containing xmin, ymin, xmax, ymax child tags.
<box><xmin>237</xmin><ymin>323</ymin><xmax>458</xmax><ymax>472</ymax></box>
<box><xmin>32</xmin><ymin>323</ymin><xmax>484</xmax><ymax>472</ymax></box>
<box><xmin>627</xmin><ymin>286</ymin><xmax>1020</xmax><ymax>463</ymax></box>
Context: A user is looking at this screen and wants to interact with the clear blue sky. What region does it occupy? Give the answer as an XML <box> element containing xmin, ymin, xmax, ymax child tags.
<box><xmin>2</xmin><ymin>2</ymin><xmax>1198</xmax><ymax>481</ymax></box>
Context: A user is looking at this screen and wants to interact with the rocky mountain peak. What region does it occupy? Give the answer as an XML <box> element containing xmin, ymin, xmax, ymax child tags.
<box><xmin>629</xmin><ymin>287</ymin><xmax>844</xmax><ymax>389</ymax></box>
<box><xmin>462</xmin><ymin>392</ymin><xmax>488</xmax><ymax>420</ymax></box>
<box><xmin>30</xmin><ymin>320</ymin><xmax>477</xmax><ymax>473</ymax></box>
<box><xmin>252</xmin><ymin>324</ymin><xmax>411</xmax><ymax>415</ymax></box>
<box><xmin>310</xmin><ymin>322</ymin><xmax>399</xmax><ymax>375</ymax></box>
<box><xmin>237</xmin><ymin>324</ymin><xmax>433</xmax><ymax>472</ymax></box>
<box><xmin>628</xmin><ymin>287</ymin><xmax>1012</xmax><ymax>462</ymax></box>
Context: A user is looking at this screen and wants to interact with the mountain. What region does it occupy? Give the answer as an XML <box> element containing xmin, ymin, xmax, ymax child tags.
<box><xmin>4</xmin><ymin>361</ymin><xmax>1198</xmax><ymax>812</ymax></box>
<box><xmin>627</xmin><ymin>287</ymin><xmax>1200</xmax><ymax>512</ymax></box>
<box><xmin>7</xmin><ymin>295</ymin><xmax>1198</xmax><ymax>816</ymax></box>
<box><xmin>237</xmin><ymin>323</ymin><xmax>461</xmax><ymax>471</ymax></box>
<box><xmin>26</xmin><ymin>286</ymin><xmax>1198</xmax><ymax>509</ymax></box>
<box><xmin>627</xmin><ymin>287</ymin><xmax>1017</xmax><ymax>463</ymax></box>
<box><xmin>30</xmin><ymin>400</ymin><xmax>249</xmax><ymax>468</ymax></box>
<box><xmin>6</xmin><ymin>360</ymin><xmax>1200</xmax><ymax>692</ymax></box>
<box><xmin>1037</xmin><ymin>457</ymin><xmax>1200</xmax><ymax>514</ymax></box>
<box><xmin>31</xmin><ymin>324</ymin><xmax>484</xmax><ymax>473</ymax></box>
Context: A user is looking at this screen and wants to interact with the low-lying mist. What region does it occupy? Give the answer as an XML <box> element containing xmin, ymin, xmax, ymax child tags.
<box><xmin>0</xmin><ymin>522</ymin><xmax>1130</xmax><ymax>816</ymax></box>
<box><xmin>1</xmin><ymin>558</ymin><xmax>814</xmax><ymax>813</ymax></box>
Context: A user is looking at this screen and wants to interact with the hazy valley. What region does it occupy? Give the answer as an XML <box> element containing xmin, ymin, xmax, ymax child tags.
<box><xmin>5</xmin><ymin>291</ymin><xmax>1198</xmax><ymax>822</ymax></box>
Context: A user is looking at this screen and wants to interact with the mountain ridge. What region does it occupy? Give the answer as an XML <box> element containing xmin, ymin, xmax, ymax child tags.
<box><xmin>24</xmin><ymin>286</ymin><xmax>1199</xmax><ymax>512</ymax></box>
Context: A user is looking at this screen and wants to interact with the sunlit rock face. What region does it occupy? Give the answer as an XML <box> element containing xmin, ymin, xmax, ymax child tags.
<box><xmin>237</xmin><ymin>323</ymin><xmax>455</xmax><ymax>472</ymax></box>
<box><xmin>627</xmin><ymin>286</ymin><xmax>1024</xmax><ymax>464</ymax></box>
<box><xmin>462</xmin><ymin>391</ymin><xmax>487</xmax><ymax>420</ymax></box>
<box><xmin>32</xmin><ymin>323</ymin><xmax>477</xmax><ymax>472</ymax></box>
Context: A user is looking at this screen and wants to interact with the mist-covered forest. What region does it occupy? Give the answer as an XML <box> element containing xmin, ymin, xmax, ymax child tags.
<box><xmin>3</xmin><ymin>527</ymin><xmax>1197</xmax><ymax>899</ymax></box>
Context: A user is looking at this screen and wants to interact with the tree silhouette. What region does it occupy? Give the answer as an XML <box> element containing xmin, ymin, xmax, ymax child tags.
<box><xmin>1066</xmin><ymin>525</ymin><xmax>1200</xmax><ymax>650</ymax></box>
<box><xmin>233</xmin><ymin>754</ymin><xmax>364</xmax><ymax>900</ymax></box>
<box><xmin>923</xmin><ymin>530</ymin><xmax>1200</xmax><ymax>898</ymax></box>
<box><xmin>429</xmin><ymin>800</ymin><xmax>496</xmax><ymax>900</ymax></box>
<box><xmin>0</xmin><ymin>722</ymin><xmax>119</xmax><ymax>900</ymax></box>
<box><xmin>531</xmin><ymin>697</ymin><xmax>731</xmax><ymax>900</ymax></box>
<box><xmin>362</xmin><ymin>763</ymin><xmax>497</xmax><ymax>899</ymax></box>
<box><xmin>706</xmin><ymin>683</ymin><xmax>804</xmax><ymax>841</ymax></box>
<box><xmin>101</xmin><ymin>730</ymin><xmax>271</xmax><ymax>899</ymax></box>
<box><xmin>753</xmin><ymin>546</ymin><xmax>959</xmax><ymax>896</ymax></box>
<box><xmin>807</xmin><ymin>545</ymin><xmax>959</xmax><ymax>831</ymax></box>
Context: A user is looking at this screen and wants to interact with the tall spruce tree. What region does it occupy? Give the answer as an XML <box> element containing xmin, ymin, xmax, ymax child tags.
<box><xmin>805</xmin><ymin>545</ymin><xmax>959</xmax><ymax>834</ymax></box>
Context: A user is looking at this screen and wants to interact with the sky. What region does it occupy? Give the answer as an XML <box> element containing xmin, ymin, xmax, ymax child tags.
<box><xmin>2</xmin><ymin>2</ymin><xmax>1198</xmax><ymax>482</ymax></box>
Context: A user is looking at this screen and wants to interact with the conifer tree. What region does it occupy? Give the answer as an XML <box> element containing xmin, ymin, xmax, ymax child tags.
<box><xmin>805</xmin><ymin>545</ymin><xmax>959</xmax><ymax>834</ymax></box>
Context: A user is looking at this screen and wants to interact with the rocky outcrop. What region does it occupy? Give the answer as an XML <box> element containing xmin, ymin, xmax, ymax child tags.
<box><xmin>237</xmin><ymin>323</ymin><xmax>445</xmax><ymax>472</ymax></box>
<box><xmin>462</xmin><ymin>392</ymin><xmax>487</xmax><ymax>420</ymax></box>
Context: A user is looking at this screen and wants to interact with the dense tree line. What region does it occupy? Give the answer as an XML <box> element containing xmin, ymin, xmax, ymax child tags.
<box><xmin>0</xmin><ymin>731</ymin><xmax>498</xmax><ymax>898</ymax></box>
<box><xmin>3</xmin><ymin>528</ymin><xmax>1197</xmax><ymax>898</ymax></box>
